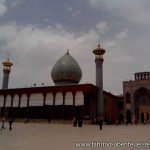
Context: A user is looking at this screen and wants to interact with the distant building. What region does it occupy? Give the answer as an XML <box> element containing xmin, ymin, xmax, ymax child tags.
<box><xmin>123</xmin><ymin>72</ymin><xmax>150</xmax><ymax>123</ymax></box>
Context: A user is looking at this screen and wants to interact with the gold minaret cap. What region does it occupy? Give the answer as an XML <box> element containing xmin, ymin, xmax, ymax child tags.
<box><xmin>2</xmin><ymin>58</ymin><xmax>13</xmax><ymax>66</ymax></box>
<box><xmin>93</xmin><ymin>44</ymin><xmax>105</xmax><ymax>55</ymax></box>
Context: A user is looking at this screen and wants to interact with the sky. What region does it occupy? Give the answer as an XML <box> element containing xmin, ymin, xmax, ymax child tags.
<box><xmin>0</xmin><ymin>0</ymin><xmax>150</xmax><ymax>94</ymax></box>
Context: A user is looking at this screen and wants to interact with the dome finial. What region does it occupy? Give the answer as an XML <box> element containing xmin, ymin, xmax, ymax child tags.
<box><xmin>66</xmin><ymin>49</ymin><xmax>69</xmax><ymax>55</ymax></box>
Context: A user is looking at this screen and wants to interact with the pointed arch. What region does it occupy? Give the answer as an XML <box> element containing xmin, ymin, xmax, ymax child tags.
<box><xmin>45</xmin><ymin>93</ymin><xmax>53</xmax><ymax>105</ymax></box>
<box><xmin>5</xmin><ymin>95</ymin><xmax>12</xmax><ymax>107</ymax></box>
<box><xmin>29</xmin><ymin>93</ymin><xmax>44</xmax><ymax>106</ymax></box>
<box><xmin>65</xmin><ymin>92</ymin><xmax>73</xmax><ymax>105</ymax></box>
<box><xmin>75</xmin><ymin>91</ymin><xmax>84</xmax><ymax>106</ymax></box>
<box><xmin>0</xmin><ymin>95</ymin><xmax>4</xmax><ymax>107</ymax></box>
<box><xmin>13</xmin><ymin>94</ymin><xmax>19</xmax><ymax>107</ymax></box>
<box><xmin>125</xmin><ymin>92</ymin><xmax>131</xmax><ymax>103</ymax></box>
<box><xmin>55</xmin><ymin>92</ymin><xmax>63</xmax><ymax>105</ymax></box>
<box><xmin>20</xmin><ymin>94</ymin><xmax>28</xmax><ymax>107</ymax></box>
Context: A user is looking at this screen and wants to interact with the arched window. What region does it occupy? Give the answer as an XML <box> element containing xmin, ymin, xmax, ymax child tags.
<box><xmin>45</xmin><ymin>93</ymin><xmax>53</xmax><ymax>105</ymax></box>
<box><xmin>126</xmin><ymin>93</ymin><xmax>131</xmax><ymax>103</ymax></box>
<box><xmin>29</xmin><ymin>93</ymin><xmax>44</xmax><ymax>106</ymax></box>
<box><xmin>5</xmin><ymin>95</ymin><xmax>12</xmax><ymax>107</ymax></box>
<box><xmin>55</xmin><ymin>92</ymin><xmax>63</xmax><ymax>105</ymax></box>
<box><xmin>20</xmin><ymin>94</ymin><xmax>28</xmax><ymax>107</ymax></box>
<box><xmin>65</xmin><ymin>92</ymin><xmax>73</xmax><ymax>105</ymax></box>
<box><xmin>13</xmin><ymin>94</ymin><xmax>19</xmax><ymax>107</ymax></box>
<box><xmin>0</xmin><ymin>95</ymin><xmax>4</xmax><ymax>107</ymax></box>
<box><xmin>75</xmin><ymin>91</ymin><xmax>84</xmax><ymax>106</ymax></box>
<box><xmin>118</xmin><ymin>101</ymin><xmax>123</xmax><ymax>110</ymax></box>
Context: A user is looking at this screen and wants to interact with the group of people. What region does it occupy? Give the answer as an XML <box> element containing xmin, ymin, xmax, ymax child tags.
<box><xmin>73</xmin><ymin>117</ymin><xmax>83</xmax><ymax>127</ymax></box>
<box><xmin>1</xmin><ymin>115</ymin><xmax>103</xmax><ymax>131</ymax></box>
<box><xmin>73</xmin><ymin>116</ymin><xmax>103</xmax><ymax>130</ymax></box>
<box><xmin>0</xmin><ymin>116</ymin><xmax>14</xmax><ymax>131</ymax></box>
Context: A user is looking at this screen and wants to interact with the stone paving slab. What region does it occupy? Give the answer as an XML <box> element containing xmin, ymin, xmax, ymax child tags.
<box><xmin>0</xmin><ymin>122</ymin><xmax>150</xmax><ymax>150</ymax></box>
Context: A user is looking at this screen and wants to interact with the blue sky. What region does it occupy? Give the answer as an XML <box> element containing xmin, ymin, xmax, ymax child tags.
<box><xmin>0</xmin><ymin>0</ymin><xmax>150</xmax><ymax>94</ymax></box>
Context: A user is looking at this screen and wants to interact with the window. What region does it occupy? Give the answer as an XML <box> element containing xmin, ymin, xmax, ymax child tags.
<box><xmin>126</xmin><ymin>93</ymin><xmax>131</xmax><ymax>103</ymax></box>
<box><xmin>118</xmin><ymin>101</ymin><xmax>123</xmax><ymax>110</ymax></box>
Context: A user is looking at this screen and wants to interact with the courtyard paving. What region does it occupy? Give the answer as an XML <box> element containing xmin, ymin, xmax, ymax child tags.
<box><xmin>0</xmin><ymin>122</ymin><xmax>150</xmax><ymax>150</ymax></box>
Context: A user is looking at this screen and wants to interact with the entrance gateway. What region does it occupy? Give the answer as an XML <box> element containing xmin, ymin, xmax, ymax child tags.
<box><xmin>139</xmin><ymin>106</ymin><xmax>150</xmax><ymax>123</ymax></box>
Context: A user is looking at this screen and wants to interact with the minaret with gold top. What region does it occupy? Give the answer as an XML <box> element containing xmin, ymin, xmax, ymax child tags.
<box><xmin>93</xmin><ymin>44</ymin><xmax>105</xmax><ymax>119</ymax></box>
<box><xmin>2</xmin><ymin>58</ymin><xmax>13</xmax><ymax>89</ymax></box>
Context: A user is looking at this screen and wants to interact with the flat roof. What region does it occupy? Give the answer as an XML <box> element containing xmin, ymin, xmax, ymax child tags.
<box><xmin>0</xmin><ymin>84</ymin><xmax>98</xmax><ymax>95</ymax></box>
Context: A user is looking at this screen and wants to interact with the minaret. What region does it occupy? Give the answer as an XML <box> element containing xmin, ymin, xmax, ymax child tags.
<box><xmin>2</xmin><ymin>58</ymin><xmax>13</xmax><ymax>89</ymax></box>
<box><xmin>93</xmin><ymin>44</ymin><xmax>105</xmax><ymax>119</ymax></box>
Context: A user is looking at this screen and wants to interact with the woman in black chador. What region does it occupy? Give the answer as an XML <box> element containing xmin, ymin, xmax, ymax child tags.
<box><xmin>8</xmin><ymin>117</ymin><xmax>14</xmax><ymax>131</ymax></box>
<box><xmin>78</xmin><ymin>116</ymin><xmax>83</xmax><ymax>127</ymax></box>
<box><xmin>73</xmin><ymin>117</ymin><xmax>77</xmax><ymax>127</ymax></box>
<box><xmin>98</xmin><ymin>119</ymin><xmax>103</xmax><ymax>131</ymax></box>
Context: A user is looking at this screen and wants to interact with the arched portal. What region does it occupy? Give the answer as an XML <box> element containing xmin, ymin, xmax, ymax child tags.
<box><xmin>118</xmin><ymin>113</ymin><xmax>124</xmax><ymax>124</ymax></box>
<box><xmin>134</xmin><ymin>87</ymin><xmax>150</xmax><ymax>123</ymax></box>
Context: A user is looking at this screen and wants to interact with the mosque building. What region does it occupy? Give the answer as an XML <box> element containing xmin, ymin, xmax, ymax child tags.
<box><xmin>0</xmin><ymin>45</ymin><xmax>124</xmax><ymax>124</ymax></box>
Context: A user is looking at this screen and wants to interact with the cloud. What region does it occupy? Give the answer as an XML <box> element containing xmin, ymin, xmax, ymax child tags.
<box><xmin>0</xmin><ymin>0</ymin><xmax>7</xmax><ymax>16</ymax></box>
<box><xmin>88</xmin><ymin>0</ymin><xmax>150</xmax><ymax>25</ymax></box>
<box><xmin>96</xmin><ymin>22</ymin><xmax>109</xmax><ymax>34</ymax></box>
<box><xmin>102</xmin><ymin>28</ymin><xmax>132</xmax><ymax>89</ymax></box>
<box><xmin>116</xmin><ymin>28</ymin><xmax>129</xmax><ymax>40</ymax></box>
<box><xmin>10</xmin><ymin>0</ymin><xmax>23</xmax><ymax>8</ymax></box>
<box><xmin>68</xmin><ymin>7</ymin><xmax>73</xmax><ymax>11</ymax></box>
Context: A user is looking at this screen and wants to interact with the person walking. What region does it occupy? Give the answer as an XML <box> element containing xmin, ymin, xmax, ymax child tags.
<box><xmin>8</xmin><ymin>117</ymin><xmax>14</xmax><ymax>131</ymax></box>
<box><xmin>98</xmin><ymin>119</ymin><xmax>103</xmax><ymax>131</ymax></box>
<box><xmin>73</xmin><ymin>117</ymin><xmax>77</xmax><ymax>127</ymax></box>
<box><xmin>1</xmin><ymin>116</ymin><xmax>6</xmax><ymax>131</ymax></box>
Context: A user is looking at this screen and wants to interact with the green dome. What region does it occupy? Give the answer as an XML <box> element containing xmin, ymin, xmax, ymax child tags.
<box><xmin>51</xmin><ymin>51</ymin><xmax>82</xmax><ymax>85</ymax></box>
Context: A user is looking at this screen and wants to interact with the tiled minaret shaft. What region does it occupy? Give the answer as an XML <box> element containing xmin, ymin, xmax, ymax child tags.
<box><xmin>2</xmin><ymin>58</ymin><xmax>13</xmax><ymax>89</ymax></box>
<box><xmin>93</xmin><ymin>44</ymin><xmax>105</xmax><ymax>118</ymax></box>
